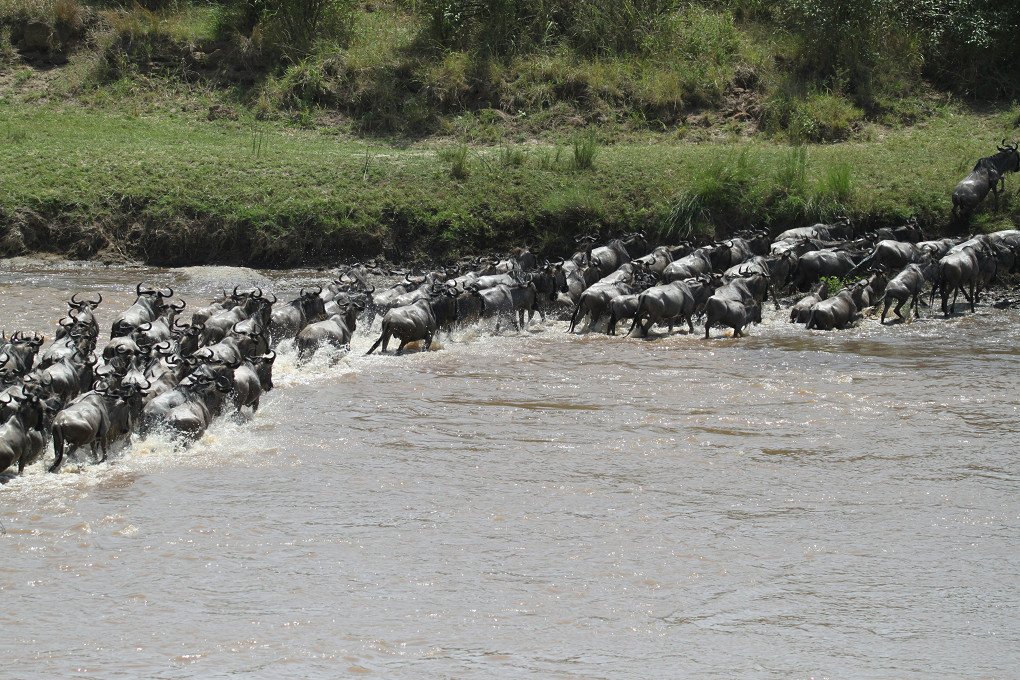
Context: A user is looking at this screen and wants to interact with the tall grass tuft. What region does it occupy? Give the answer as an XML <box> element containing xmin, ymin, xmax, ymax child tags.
<box><xmin>443</xmin><ymin>144</ymin><xmax>470</xmax><ymax>180</ymax></box>
<box><xmin>572</xmin><ymin>132</ymin><xmax>598</xmax><ymax>171</ymax></box>
<box><xmin>661</xmin><ymin>191</ymin><xmax>709</xmax><ymax>241</ymax></box>
<box><xmin>817</xmin><ymin>162</ymin><xmax>853</xmax><ymax>205</ymax></box>
<box><xmin>499</xmin><ymin>144</ymin><xmax>527</xmax><ymax>168</ymax></box>
<box><xmin>775</xmin><ymin>145</ymin><xmax>808</xmax><ymax>196</ymax></box>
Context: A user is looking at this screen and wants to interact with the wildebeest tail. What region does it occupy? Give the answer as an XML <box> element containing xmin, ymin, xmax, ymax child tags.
<box><xmin>365</xmin><ymin>322</ymin><xmax>389</xmax><ymax>355</ymax></box>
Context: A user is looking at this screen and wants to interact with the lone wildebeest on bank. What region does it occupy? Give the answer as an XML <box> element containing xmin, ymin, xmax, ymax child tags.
<box><xmin>952</xmin><ymin>140</ymin><xmax>1020</xmax><ymax>219</ymax></box>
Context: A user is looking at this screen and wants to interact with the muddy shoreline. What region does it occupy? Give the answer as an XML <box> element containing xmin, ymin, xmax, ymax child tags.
<box><xmin>0</xmin><ymin>206</ymin><xmax>969</xmax><ymax>269</ymax></box>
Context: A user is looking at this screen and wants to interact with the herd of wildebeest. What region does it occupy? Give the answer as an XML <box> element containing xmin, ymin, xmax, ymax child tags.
<box><xmin>1</xmin><ymin>140</ymin><xmax>1019</xmax><ymax>480</ymax></box>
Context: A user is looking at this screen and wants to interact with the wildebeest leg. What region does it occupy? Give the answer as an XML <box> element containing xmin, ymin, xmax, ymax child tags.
<box><xmin>912</xmin><ymin>292</ymin><xmax>920</xmax><ymax>319</ymax></box>
<box><xmin>704</xmin><ymin>322</ymin><xmax>711</xmax><ymax>339</ymax></box>
<box><xmin>969</xmin><ymin>278</ymin><xmax>976</xmax><ymax>312</ymax></box>
<box><xmin>49</xmin><ymin>444</ymin><xmax>77</xmax><ymax>473</ymax></box>
<box><xmin>567</xmin><ymin>304</ymin><xmax>582</xmax><ymax>333</ymax></box>
<box><xmin>942</xmin><ymin>286</ymin><xmax>951</xmax><ymax>317</ymax></box>
<box><xmin>881</xmin><ymin>297</ymin><xmax>892</xmax><ymax>324</ymax></box>
<box><xmin>98</xmin><ymin>436</ymin><xmax>110</xmax><ymax>464</ymax></box>
<box><xmin>251</xmin><ymin>397</ymin><xmax>260</xmax><ymax>413</ymax></box>
<box><xmin>733</xmin><ymin>324</ymin><xmax>743</xmax><ymax>338</ymax></box>
<box><xmin>423</xmin><ymin>332</ymin><xmax>434</xmax><ymax>351</ymax></box>
<box><xmin>395</xmin><ymin>339</ymin><xmax>408</xmax><ymax>355</ymax></box>
<box><xmin>606</xmin><ymin>313</ymin><xmax>617</xmax><ymax>336</ymax></box>
<box><xmin>686</xmin><ymin>315</ymin><xmax>695</xmax><ymax>334</ymax></box>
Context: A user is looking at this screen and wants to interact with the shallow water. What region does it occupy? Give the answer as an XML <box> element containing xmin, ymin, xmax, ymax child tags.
<box><xmin>2</xmin><ymin>260</ymin><xmax>1018</xmax><ymax>678</ymax></box>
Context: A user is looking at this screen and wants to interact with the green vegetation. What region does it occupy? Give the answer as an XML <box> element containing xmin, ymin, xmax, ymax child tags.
<box><xmin>0</xmin><ymin>105</ymin><xmax>1017</xmax><ymax>266</ymax></box>
<box><xmin>0</xmin><ymin>1</ymin><xmax>1018</xmax><ymax>265</ymax></box>
<box><xmin>820</xmin><ymin>276</ymin><xmax>859</xmax><ymax>297</ymax></box>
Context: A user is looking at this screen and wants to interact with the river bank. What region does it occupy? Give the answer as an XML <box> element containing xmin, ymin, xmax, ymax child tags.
<box><xmin>1</xmin><ymin>104</ymin><xmax>1018</xmax><ymax>267</ymax></box>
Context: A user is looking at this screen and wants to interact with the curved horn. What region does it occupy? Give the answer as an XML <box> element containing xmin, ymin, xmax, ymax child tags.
<box><xmin>70</xmin><ymin>292</ymin><xmax>83</xmax><ymax>306</ymax></box>
<box><xmin>264</xmin><ymin>350</ymin><xmax>277</xmax><ymax>362</ymax></box>
<box><xmin>171</xmin><ymin>300</ymin><xmax>187</xmax><ymax>311</ymax></box>
<box><xmin>253</xmin><ymin>287</ymin><xmax>263</xmax><ymax>299</ymax></box>
<box><xmin>233</xmin><ymin>285</ymin><xmax>241</xmax><ymax>298</ymax></box>
<box><xmin>88</xmin><ymin>292</ymin><xmax>102</xmax><ymax>306</ymax></box>
<box><xmin>266</xmin><ymin>293</ymin><xmax>278</xmax><ymax>304</ymax></box>
<box><xmin>161</xmin><ymin>287</ymin><xmax>174</xmax><ymax>298</ymax></box>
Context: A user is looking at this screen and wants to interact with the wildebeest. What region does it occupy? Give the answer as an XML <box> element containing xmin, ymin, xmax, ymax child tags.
<box><xmin>0</xmin><ymin>391</ymin><xmax>46</xmax><ymax>476</ymax></box>
<box><xmin>111</xmin><ymin>285</ymin><xmax>173</xmax><ymax>338</ymax></box>
<box><xmin>789</xmin><ymin>282</ymin><xmax>829</xmax><ymax>323</ymax></box>
<box><xmin>55</xmin><ymin>293</ymin><xmax>102</xmax><ymax>343</ymax></box>
<box><xmin>0</xmin><ymin>332</ymin><xmax>44</xmax><ymax>379</ymax></box>
<box><xmin>661</xmin><ymin>247</ymin><xmax>722</xmax><ymax>283</ymax></box>
<box><xmin>704</xmin><ymin>299</ymin><xmax>762</xmax><ymax>339</ymax></box>
<box><xmin>630</xmin><ymin>276</ymin><xmax>717</xmax><ymax>336</ymax></box>
<box><xmin>295</xmin><ymin>301</ymin><xmax>363</xmax><ymax>362</ymax></box>
<box><xmin>165</xmin><ymin>375</ymin><xmax>232</xmax><ymax>441</ymax></box>
<box><xmin>589</xmin><ymin>233</ymin><xmax>648</xmax><ymax>277</ymax></box>
<box><xmin>806</xmin><ymin>286</ymin><xmax>860</xmax><ymax>330</ymax></box>
<box><xmin>793</xmin><ymin>249</ymin><xmax>857</xmax><ymax>290</ymax></box>
<box><xmin>849</xmin><ymin>269</ymin><xmax>888</xmax><ymax>310</ymax></box>
<box><xmin>880</xmin><ymin>262</ymin><xmax>935</xmax><ymax>323</ymax></box>
<box><xmin>952</xmin><ymin>140</ymin><xmax>1020</xmax><ymax>218</ymax></box>
<box><xmin>472</xmin><ymin>280</ymin><xmax>542</xmax><ymax>333</ymax></box>
<box><xmin>847</xmin><ymin>240</ymin><xmax>925</xmax><ymax>277</ymax></box>
<box><xmin>231</xmin><ymin>353</ymin><xmax>276</xmax><ymax>413</ymax></box>
<box><xmin>929</xmin><ymin>242</ymin><xmax>984</xmax><ymax>316</ymax></box>
<box><xmin>49</xmin><ymin>381</ymin><xmax>146</xmax><ymax>472</ymax></box>
<box><xmin>567</xmin><ymin>266</ymin><xmax>642</xmax><ymax>333</ymax></box>
<box><xmin>365</xmin><ymin>288</ymin><xmax>459</xmax><ymax>355</ymax></box>
<box><xmin>270</xmin><ymin>287</ymin><xmax>329</xmax><ymax>345</ymax></box>
<box><xmin>774</xmin><ymin>217</ymin><xmax>853</xmax><ymax>243</ymax></box>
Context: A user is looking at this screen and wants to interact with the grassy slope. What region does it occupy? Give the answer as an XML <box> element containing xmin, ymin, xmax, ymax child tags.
<box><xmin>1</xmin><ymin>103</ymin><xmax>1017</xmax><ymax>267</ymax></box>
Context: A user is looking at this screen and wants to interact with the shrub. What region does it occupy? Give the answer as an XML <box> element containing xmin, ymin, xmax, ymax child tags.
<box><xmin>764</xmin><ymin>90</ymin><xmax>863</xmax><ymax>142</ymax></box>
<box><xmin>215</xmin><ymin>0</ymin><xmax>354</xmax><ymax>60</ymax></box>
<box><xmin>820</xmin><ymin>275</ymin><xmax>855</xmax><ymax>296</ymax></box>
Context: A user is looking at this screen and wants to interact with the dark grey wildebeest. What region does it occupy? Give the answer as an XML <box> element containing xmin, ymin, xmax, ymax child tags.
<box><xmin>365</xmin><ymin>288</ymin><xmax>458</xmax><ymax>355</ymax></box>
<box><xmin>880</xmin><ymin>262</ymin><xmax>935</xmax><ymax>323</ymax></box>
<box><xmin>806</xmin><ymin>286</ymin><xmax>860</xmax><ymax>331</ymax></box>
<box><xmin>952</xmin><ymin>140</ymin><xmax>1019</xmax><ymax>218</ymax></box>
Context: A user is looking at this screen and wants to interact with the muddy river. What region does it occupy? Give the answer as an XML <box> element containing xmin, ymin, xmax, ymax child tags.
<box><xmin>1</xmin><ymin>260</ymin><xmax>1018</xmax><ymax>678</ymax></box>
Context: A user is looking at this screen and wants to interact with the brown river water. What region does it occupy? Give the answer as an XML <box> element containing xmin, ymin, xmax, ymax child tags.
<box><xmin>1</xmin><ymin>259</ymin><xmax>1018</xmax><ymax>678</ymax></box>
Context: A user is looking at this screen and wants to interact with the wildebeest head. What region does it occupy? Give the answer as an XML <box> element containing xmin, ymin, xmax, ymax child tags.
<box><xmin>996</xmin><ymin>139</ymin><xmax>1020</xmax><ymax>173</ymax></box>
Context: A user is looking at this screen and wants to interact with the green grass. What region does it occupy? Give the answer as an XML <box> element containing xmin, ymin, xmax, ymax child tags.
<box><xmin>0</xmin><ymin>103</ymin><xmax>1017</xmax><ymax>266</ymax></box>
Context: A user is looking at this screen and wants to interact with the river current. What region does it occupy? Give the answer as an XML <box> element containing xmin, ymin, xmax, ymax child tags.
<box><xmin>1</xmin><ymin>259</ymin><xmax>1018</xmax><ymax>678</ymax></box>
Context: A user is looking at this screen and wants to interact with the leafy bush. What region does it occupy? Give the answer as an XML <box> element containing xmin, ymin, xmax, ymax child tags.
<box><xmin>820</xmin><ymin>275</ymin><xmax>856</xmax><ymax>296</ymax></box>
